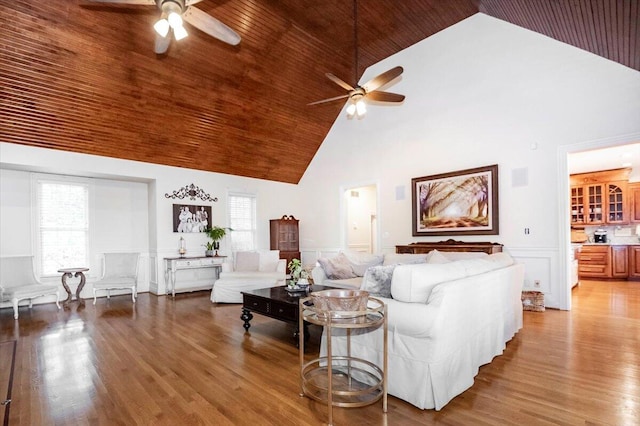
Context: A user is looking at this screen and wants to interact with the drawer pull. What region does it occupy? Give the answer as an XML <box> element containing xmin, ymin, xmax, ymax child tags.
<box><xmin>278</xmin><ymin>308</ymin><xmax>284</xmax><ymax>313</ymax></box>
<box><xmin>253</xmin><ymin>302</ymin><xmax>258</xmax><ymax>306</ymax></box>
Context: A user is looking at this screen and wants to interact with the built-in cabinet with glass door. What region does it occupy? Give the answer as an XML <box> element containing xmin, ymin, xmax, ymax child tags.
<box><xmin>570</xmin><ymin>168</ymin><xmax>630</xmax><ymax>227</ymax></box>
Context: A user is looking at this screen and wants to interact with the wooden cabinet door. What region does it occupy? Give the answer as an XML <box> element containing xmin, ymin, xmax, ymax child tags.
<box><xmin>628</xmin><ymin>246</ymin><xmax>640</xmax><ymax>280</ymax></box>
<box><xmin>570</xmin><ymin>185</ymin><xmax>585</xmax><ymax>226</ymax></box>
<box><xmin>610</xmin><ymin>246</ymin><xmax>628</xmax><ymax>278</ymax></box>
<box><xmin>606</xmin><ymin>182</ymin><xmax>628</xmax><ymax>224</ymax></box>
<box><xmin>629</xmin><ymin>184</ymin><xmax>640</xmax><ymax>223</ymax></box>
<box><xmin>270</xmin><ymin>217</ymin><xmax>299</xmax><ymax>251</ymax></box>
<box><xmin>585</xmin><ymin>183</ymin><xmax>605</xmax><ymax>225</ymax></box>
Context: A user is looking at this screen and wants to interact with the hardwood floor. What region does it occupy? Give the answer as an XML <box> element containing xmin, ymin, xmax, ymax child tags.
<box><xmin>1</xmin><ymin>280</ymin><xmax>638</xmax><ymax>425</ymax></box>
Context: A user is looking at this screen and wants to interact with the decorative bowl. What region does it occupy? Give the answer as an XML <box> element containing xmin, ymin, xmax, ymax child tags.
<box><xmin>310</xmin><ymin>289</ymin><xmax>369</xmax><ymax>317</ymax></box>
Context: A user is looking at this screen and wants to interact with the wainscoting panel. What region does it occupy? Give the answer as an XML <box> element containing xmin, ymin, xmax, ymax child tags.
<box><xmin>508</xmin><ymin>247</ymin><xmax>563</xmax><ymax>309</ymax></box>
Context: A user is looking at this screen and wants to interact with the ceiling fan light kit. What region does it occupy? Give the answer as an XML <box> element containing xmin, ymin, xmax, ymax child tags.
<box><xmin>346</xmin><ymin>97</ymin><xmax>366</xmax><ymax>118</ymax></box>
<box><xmin>308</xmin><ymin>0</ymin><xmax>404</xmax><ymax>119</ymax></box>
<box><xmin>88</xmin><ymin>0</ymin><xmax>241</xmax><ymax>54</ymax></box>
<box><xmin>153</xmin><ymin>15</ymin><xmax>170</xmax><ymax>37</ymax></box>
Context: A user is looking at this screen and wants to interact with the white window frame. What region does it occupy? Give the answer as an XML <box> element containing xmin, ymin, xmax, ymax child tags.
<box><xmin>227</xmin><ymin>191</ymin><xmax>257</xmax><ymax>252</ymax></box>
<box><xmin>31</xmin><ymin>174</ymin><xmax>95</xmax><ymax>279</ymax></box>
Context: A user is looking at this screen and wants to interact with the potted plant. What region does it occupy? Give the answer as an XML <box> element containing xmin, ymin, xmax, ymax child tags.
<box><xmin>287</xmin><ymin>258</ymin><xmax>309</xmax><ymax>287</ymax></box>
<box><xmin>204</xmin><ymin>226</ymin><xmax>232</xmax><ymax>257</ymax></box>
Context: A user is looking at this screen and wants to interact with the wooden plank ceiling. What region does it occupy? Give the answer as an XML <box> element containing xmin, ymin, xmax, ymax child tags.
<box><xmin>1</xmin><ymin>0</ymin><xmax>638</xmax><ymax>183</ymax></box>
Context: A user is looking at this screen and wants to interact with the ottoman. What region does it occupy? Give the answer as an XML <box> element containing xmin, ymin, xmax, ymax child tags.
<box><xmin>211</xmin><ymin>278</ymin><xmax>280</xmax><ymax>303</ymax></box>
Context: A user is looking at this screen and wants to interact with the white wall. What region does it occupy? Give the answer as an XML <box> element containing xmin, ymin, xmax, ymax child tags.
<box><xmin>298</xmin><ymin>14</ymin><xmax>640</xmax><ymax>309</ymax></box>
<box><xmin>0</xmin><ymin>143</ymin><xmax>299</xmax><ymax>298</ymax></box>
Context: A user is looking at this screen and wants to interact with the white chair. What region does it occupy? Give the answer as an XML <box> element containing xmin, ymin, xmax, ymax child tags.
<box><xmin>211</xmin><ymin>250</ymin><xmax>286</xmax><ymax>303</ymax></box>
<box><xmin>0</xmin><ymin>256</ymin><xmax>60</xmax><ymax>320</ymax></box>
<box><xmin>93</xmin><ymin>253</ymin><xmax>140</xmax><ymax>304</ymax></box>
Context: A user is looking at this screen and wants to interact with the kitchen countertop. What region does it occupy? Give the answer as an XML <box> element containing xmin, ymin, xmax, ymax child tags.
<box><xmin>578</xmin><ymin>242</ymin><xmax>640</xmax><ymax>245</ymax></box>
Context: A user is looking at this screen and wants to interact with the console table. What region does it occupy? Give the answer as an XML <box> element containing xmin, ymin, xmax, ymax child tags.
<box><xmin>164</xmin><ymin>256</ymin><xmax>225</xmax><ymax>297</ymax></box>
<box><xmin>396</xmin><ymin>239</ymin><xmax>503</xmax><ymax>254</ymax></box>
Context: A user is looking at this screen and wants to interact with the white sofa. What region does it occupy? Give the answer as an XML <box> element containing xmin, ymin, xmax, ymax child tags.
<box><xmin>211</xmin><ymin>250</ymin><xmax>286</xmax><ymax>303</ymax></box>
<box><xmin>320</xmin><ymin>252</ymin><xmax>525</xmax><ymax>411</ymax></box>
<box><xmin>311</xmin><ymin>251</ymin><xmax>430</xmax><ymax>289</ymax></box>
<box><xmin>311</xmin><ymin>250</ymin><xmax>488</xmax><ymax>289</ymax></box>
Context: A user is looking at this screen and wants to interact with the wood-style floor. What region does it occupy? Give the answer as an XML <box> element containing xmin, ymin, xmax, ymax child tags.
<box><xmin>1</xmin><ymin>280</ymin><xmax>638</xmax><ymax>425</ymax></box>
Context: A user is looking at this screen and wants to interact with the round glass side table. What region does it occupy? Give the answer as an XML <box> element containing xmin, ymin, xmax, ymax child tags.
<box><xmin>298</xmin><ymin>295</ymin><xmax>387</xmax><ymax>426</ymax></box>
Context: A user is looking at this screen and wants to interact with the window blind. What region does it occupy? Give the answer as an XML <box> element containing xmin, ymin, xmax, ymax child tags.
<box><xmin>228</xmin><ymin>193</ymin><xmax>256</xmax><ymax>252</ymax></box>
<box><xmin>37</xmin><ymin>180</ymin><xmax>90</xmax><ymax>276</ymax></box>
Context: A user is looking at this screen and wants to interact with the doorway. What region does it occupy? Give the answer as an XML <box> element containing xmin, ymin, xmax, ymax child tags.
<box><xmin>344</xmin><ymin>184</ymin><xmax>378</xmax><ymax>253</ymax></box>
<box><xmin>563</xmin><ymin>140</ymin><xmax>640</xmax><ymax>310</ymax></box>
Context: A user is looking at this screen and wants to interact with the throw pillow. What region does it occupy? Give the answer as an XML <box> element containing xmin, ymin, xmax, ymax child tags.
<box><xmin>382</xmin><ymin>253</ymin><xmax>428</xmax><ymax>266</ymax></box>
<box><xmin>391</xmin><ymin>262</ymin><xmax>467</xmax><ymax>303</ymax></box>
<box><xmin>440</xmin><ymin>251</ymin><xmax>489</xmax><ymax>261</ymax></box>
<box><xmin>426</xmin><ymin>250</ymin><xmax>450</xmax><ymax>264</ymax></box>
<box><xmin>317</xmin><ymin>253</ymin><xmax>357</xmax><ymax>280</ymax></box>
<box><xmin>235</xmin><ymin>251</ymin><xmax>260</xmax><ymax>272</ymax></box>
<box><xmin>361</xmin><ymin>264</ymin><xmax>397</xmax><ymax>298</ymax></box>
<box><xmin>343</xmin><ymin>251</ymin><xmax>384</xmax><ymax>276</ymax></box>
<box><xmin>486</xmin><ymin>252</ymin><xmax>515</xmax><ymax>268</ymax></box>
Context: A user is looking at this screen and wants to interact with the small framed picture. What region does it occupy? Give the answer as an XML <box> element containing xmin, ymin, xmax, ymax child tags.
<box><xmin>172</xmin><ymin>204</ymin><xmax>211</xmax><ymax>233</ymax></box>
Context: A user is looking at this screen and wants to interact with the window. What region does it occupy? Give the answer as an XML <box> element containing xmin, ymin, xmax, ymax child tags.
<box><xmin>35</xmin><ymin>176</ymin><xmax>90</xmax><ymax>277</ymax></box>
<box><xmin>228</xmin><ymin>192</ymin><xmax>256</xmax><ymax>252</ymax></box>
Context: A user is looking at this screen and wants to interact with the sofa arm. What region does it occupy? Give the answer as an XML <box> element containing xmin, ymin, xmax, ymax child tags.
<box><xmin>221</xmin><ymin>262</ymin><xmax>234</xmax><ymax>273</ymax></box>
<box><xmin>276</xmin><ymin>259</ymin><xmax>286</xmax><ymax>274</ymax></box>
<box><xmin>219</xmin><ymin>271</ymin><xmax>284</xmax><ymax>280</ymax></box>
<box><xmin>311</xmin><ymin>265</ymin><xmax>327</xmax><ymax>285</ymax></box>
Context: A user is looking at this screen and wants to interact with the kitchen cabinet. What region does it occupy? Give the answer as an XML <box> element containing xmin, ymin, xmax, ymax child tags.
<box><xmin>628</xmin><ymin>183</ymin><xmax>640</xmax><ymax>223</ymax></box>
<box><xmin>578</xmin><ymin>245</ymin><xmax>610</xmax><ymax>278</ymax></box>
<box><xmin>628</xmin><ymin>246</ymin><xmax>640</xmax><ymax>280</ymax></box>
<box><xmin>570</xmin><ymin>169</ymin><xmax>630</xmax><ymax>227</ymax></box>
<box><xmin>610</xmin><ymin>246</ymin><xmax>628</xmax><ymax>278</ymax></box>
<box><xmin>578</xmin><ymin>245</ymin><xmax>629</xmax><ymax>279</ymax></box>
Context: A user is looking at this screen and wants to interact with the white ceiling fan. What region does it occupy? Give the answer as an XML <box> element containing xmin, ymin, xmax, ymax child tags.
<box><xmin>87</xmin><ymin>0</ymin><xmax>241</xmax><ymax>54</ymax></box>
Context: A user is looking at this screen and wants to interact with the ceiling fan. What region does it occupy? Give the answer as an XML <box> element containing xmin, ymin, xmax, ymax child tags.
<box><xmin>308</xmin><ymin>0</ymin><xmax>405</xmax><ymax>118</ymax></box>
<box><xmin>87</xmin><ymin>0</ymin><xmax>241</xmax><ymax>54</ymax></box>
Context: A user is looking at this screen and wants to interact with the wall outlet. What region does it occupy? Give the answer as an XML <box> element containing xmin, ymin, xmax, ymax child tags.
<box><xmin>534</xmin><ymin>280</ymin><xmax>540</xmax><ymax>288</ymax></box>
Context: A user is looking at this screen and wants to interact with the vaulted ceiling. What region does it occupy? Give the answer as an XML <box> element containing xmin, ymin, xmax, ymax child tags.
<box><xmin>1</xmin><ymin>0</ymin><xmax>638</xmax><ymax>183</ymax></box>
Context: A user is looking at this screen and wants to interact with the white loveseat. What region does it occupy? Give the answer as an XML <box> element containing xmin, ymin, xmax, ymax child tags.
<box><xmin>321</xmin><ymin>252</ymin><xmax>525</xmax><ymax>411</ymax></box>
<box><xmin>210</xmin><ymin>250</ymin><xmax>286</xmax><ymax>303</ymax></box>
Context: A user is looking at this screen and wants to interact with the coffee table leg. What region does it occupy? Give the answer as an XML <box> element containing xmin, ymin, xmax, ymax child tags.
<box><xmin>293</xmin><ymin>322</ymin><xmax>310</xmax><ymax>347</ymax></box>
<box><xmin>241</xmin><ymin>308</ymin><xmax>253</xmax><ymax>331</ymax></box>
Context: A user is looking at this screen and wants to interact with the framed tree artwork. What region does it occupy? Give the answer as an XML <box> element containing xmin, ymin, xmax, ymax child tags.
<box><xmin>412</xmin><ymin>164</ymin><xmax>499</xmax><ymax>236</ymax></box>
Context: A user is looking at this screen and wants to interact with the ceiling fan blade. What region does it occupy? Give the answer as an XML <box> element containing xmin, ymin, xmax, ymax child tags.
<box><xmin>366</xmin><ymin>91</ymin><xmax>405</xmax><ymax>103</ymax></box>
<box><xmin>85</xmin><ymin>0</ymin><xmax>155</xmax><ymax>4</ymax></box>
<box><xmin>362</xmin><ymin>66</ymin><xmax>403</xmax><ymax>93</ymax></box>
<box><xmin>154</xmin><ymin>32</ymin><xmax>171</xmax><ymax>54</ymax></box>
<box><xmin>182</xmin><ymin>6</ymin><xmax>241</xmax><ymax>46</ymax></box>
<box><xmin>326</xmin><ymin>73</ymin><xmax>354</xmax><ymax>92</ymax></box>
<box><xmin>307</xmin><ymin>94</ymin><xmax>349</xmax><ymax>106</ymax></box>
<box><xmin>185</xmin><ymin>0</ymin><xmax>205</xmax><ymax>5</ymax></box>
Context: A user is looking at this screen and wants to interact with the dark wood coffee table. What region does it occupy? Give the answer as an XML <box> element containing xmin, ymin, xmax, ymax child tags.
<box><xmin>241</xmin><ymin>285</ymin><xmax>336</xmax><ymax>343</ymax></box>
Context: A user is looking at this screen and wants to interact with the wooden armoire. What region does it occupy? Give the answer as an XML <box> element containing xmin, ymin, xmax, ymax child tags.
<box><xmin>270</xmin><ymin>215</ymin><xmax>300</xmax><ymax>273</ymax></box>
